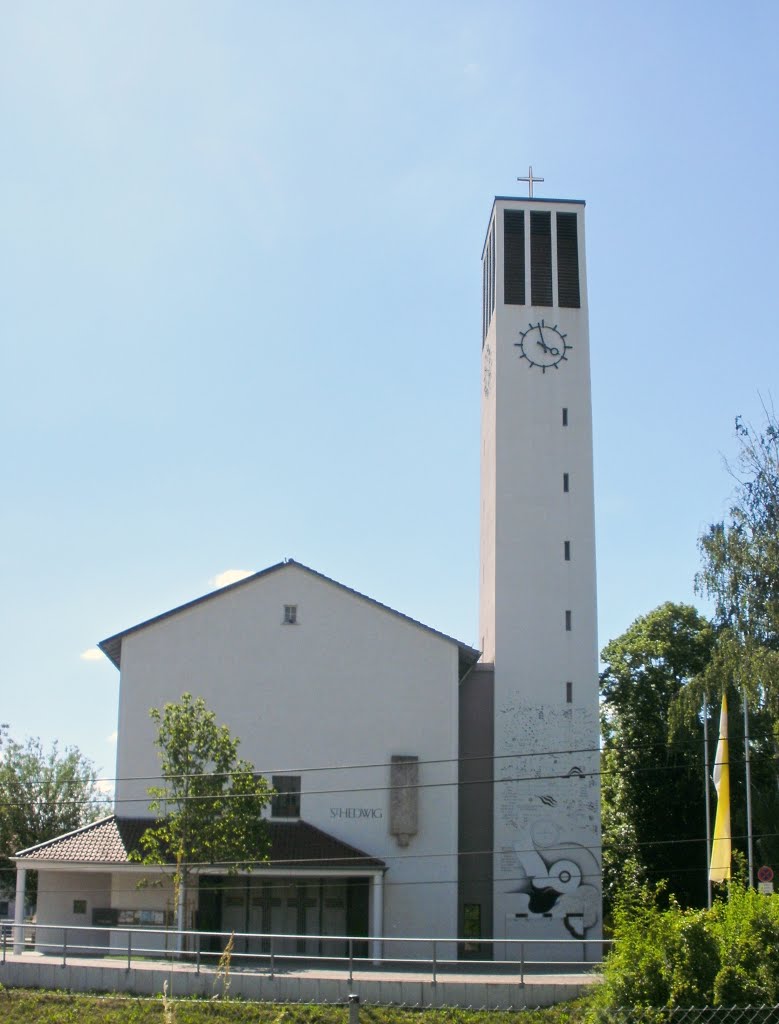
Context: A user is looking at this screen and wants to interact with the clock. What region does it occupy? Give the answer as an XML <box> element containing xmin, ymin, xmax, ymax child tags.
<box><xmin>483</xmin><ymin>344</ymin><xmax>493</xmax><ymax>397</ymax></box>
<box><xmin>515</xmin><ymin>320</ymin><xmax>572</xmax><ymax>372</ymax></box>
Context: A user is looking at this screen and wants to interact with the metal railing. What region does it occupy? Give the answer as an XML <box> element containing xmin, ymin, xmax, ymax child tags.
<box><xmin>2</xmin><ymin>919</ymin><xmax>607</xmax><ymax>986</ymax></box>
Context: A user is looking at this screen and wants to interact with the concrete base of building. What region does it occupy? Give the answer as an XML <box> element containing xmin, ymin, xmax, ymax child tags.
<box><xmin>0</xmin><ymin>952</ymin><xmax>599</xmax><ymax>1009</ymax></box>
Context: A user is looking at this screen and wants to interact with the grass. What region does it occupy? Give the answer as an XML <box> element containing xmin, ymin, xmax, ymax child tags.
<box><xmin>0</xmin><ymin>987</ymin><xmax>593</xmax><ymax>1024</ymax></box>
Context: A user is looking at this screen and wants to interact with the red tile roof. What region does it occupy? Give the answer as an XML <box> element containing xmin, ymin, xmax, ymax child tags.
<box><xmin>15</xmin><ymin>816</ymin><xmax>385</xmax><ymax>871</ymax></box>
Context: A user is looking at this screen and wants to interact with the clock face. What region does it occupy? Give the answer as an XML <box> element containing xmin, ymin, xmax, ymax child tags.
<box><xmin>483</xmin><ymin>344</ymin><xmax>493</xmax><ymax>396</ymax></box>
<box><xmin>515</xmin><ymin>320</ymin><xmax>572</xmax><ymax>372</ymax></box>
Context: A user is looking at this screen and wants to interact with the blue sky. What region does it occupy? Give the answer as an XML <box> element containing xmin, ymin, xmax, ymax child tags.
<box><xmin>2</xmin><ymin>1</ymin><xmax>778</xmax><ymax>782</ymax></box>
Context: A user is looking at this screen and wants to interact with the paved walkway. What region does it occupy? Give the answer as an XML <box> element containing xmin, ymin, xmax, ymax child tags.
<box><xmin>1</xmin><ymin>950</ymin><xmax>600</xmax><ymax>1008</ymax></box>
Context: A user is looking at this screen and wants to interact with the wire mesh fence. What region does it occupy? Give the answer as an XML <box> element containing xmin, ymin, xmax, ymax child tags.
<box><xmin>596</xmin><ymin>1007</ymin><xmax>779</xmax><ymax>1024</ymax></box>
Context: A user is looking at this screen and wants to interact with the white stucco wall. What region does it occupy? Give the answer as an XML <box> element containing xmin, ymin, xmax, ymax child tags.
<box><xmin>107</xmin><ymin>869</ymin><xmax>178</xmax><ymax>954</ymax></box>
<box><xmin>34</xmin><ymin>868</ymin><xmax>112</xmax><ymax>953</ymax></box>
<box><xmin>112</xmin><ymin>564</ymin><xmax>461</xmax><ymax>943</ymax></box>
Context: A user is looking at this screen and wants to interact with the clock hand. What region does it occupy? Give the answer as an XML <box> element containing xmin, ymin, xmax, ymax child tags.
<box><xmin>536</xmin><ymin>324</ymin><xmax>550</xmax><ymax>353</ymax></box>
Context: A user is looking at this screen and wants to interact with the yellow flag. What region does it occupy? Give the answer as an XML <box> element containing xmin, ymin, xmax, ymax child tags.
<box><xmin>709</xmin><ymin>693</ymin><xmax>731</xmax><ymax>882</ymax></box>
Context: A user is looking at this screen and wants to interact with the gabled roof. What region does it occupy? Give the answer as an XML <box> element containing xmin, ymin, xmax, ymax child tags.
<box><xmin>14</xmin><ymin>815</ymin><xmax>385</xmax><ymax>871</ymax></box>
<box><xmin>99</xmin><ymin>559</ymin><xmax>479</xmax><ymax>676</ymax></box>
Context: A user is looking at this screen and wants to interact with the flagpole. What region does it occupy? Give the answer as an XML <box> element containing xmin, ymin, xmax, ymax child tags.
<box><xmin>703</xmin><ymin>691</ymin><xmax>712</xmax><ymax>908</ymax></box>
<box><xmin>742</xmin><ymin>686</ymin><xmax>754</xmax><ymax>888</ymax></box>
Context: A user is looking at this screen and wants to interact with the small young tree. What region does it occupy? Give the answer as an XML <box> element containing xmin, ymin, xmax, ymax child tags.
<box><xmin>132</xmin><ymin>694</ymin><xmax>272</xmax><ymax>945</ymax></box>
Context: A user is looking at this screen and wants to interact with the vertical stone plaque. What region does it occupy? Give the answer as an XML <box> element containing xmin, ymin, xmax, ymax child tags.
<box><xmin>390</xmin><ymin>755</ymin><xmax>419</xmax><ymax>847</ymax></box>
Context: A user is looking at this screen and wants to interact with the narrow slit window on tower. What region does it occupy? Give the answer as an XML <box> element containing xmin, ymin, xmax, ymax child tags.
<box><xmin>503</xmin><ymin>210</ymin><xmax>525</xmax><ymax>305</ymax></box>
<box><xmin>556</xmin><ymin>211</ymin><xmax>581</xmax><ymax>308</ymax></box>
<box><xmin>563</xmin><ymin>472</ymin><xmax>570</xmax><ymax>493</ymax></box>
<box><xmin>565</xmin><ymin>610</ymin><xmax>572</xmax><ymax>631</ymax></box>
<box><xmin>562</xmin><ymin>407</ymin><xmax>568</xmax><ymax>427</ymax></box>
<box><xmin>566</xmin><ymin>681</ymin><xmax>573</xmax><ymax>703</ymax></box>
<box><xmin>564</xmin><ymin>540</ymin><xmax>571</xmax><ymax>561</ymax></box>
<box><xmin>530</xmin><ymin>210</ymin><xmax>553</xmax><ymax>306</ymax></box>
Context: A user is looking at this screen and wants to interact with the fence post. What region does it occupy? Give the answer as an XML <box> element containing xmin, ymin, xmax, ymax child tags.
<box><xmin>196</xmin><ymin>934</ymin><xmax>201</xmax><ymax>975</ymax></box>
<box><xmin>270</xmin><ymin>936</ymin><xmax>275</xmax><ymax>980</ymax></box>
<box><xmin>348</xmin><ymin>938</ymin><xmax>354</xmax><ymax>985</ymax></box>
<box><xmin>519</xmin><ymin>942</ymin><xmax>524</xmax><ymax>987</ymax></box>
<box><xmin>348</xmin><ymin>992</ymin><xmax>360</xmax><ymax>1024</ymax></box>
<box><xmin>62</xmin><ymin>928</ymin><xmax>68</xmax><ymax>968</ymax></box>
<box><xmin>432</xmin><ymin>939</ymin><xmax>437</xmax><ymax>985</ymax></box>
<box><xmin>127</xmin><ymin>930</ymin><xmax>132</xmax><ymax>972</ymax></box>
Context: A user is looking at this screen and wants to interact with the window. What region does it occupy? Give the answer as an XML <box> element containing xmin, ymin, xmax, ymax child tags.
<box><xmin>503</xmin><ymin>209</ymin><xmax>525</xmax><ymax>305</ymax></box>
<box><xmin>530</xmin><ymin>210</ymin><xmax>553</xmax><ymax>306</ymax></box>
<box><xmin>565</xmin><ymin>610</ymin><xmax>572</xmax><ymax>631</ymax></box>
<box><xmin>0</xmin><ymin>900</ymin><xmax>8</xmax><ymax>916</ymax></box>
<box><xmin>272</xmin><ymin>775</ymin><xmax>301</xmax><ymax>818</ymax></box>
<box><xmin>283</xmin><ymin>604</ymin><xmax>297</xmax><ymax>625</ymax></box>
<box><xmin>563</xmin><ymin>472</ymin><xmax>570</xmax><ymax>493</ymax></box>
<box><xmin>556</xmin><ymin>211</ymin><xmax>581</xmax><ymax>308</ymax></box>
<box><xmin>73</xmin><ymin>899</ymin><xmax>87</xmax><ymax>915</ymax></box>
<box><xmin>564</xmin><ymin>540</ymin><xmax>571</xmax><ymax>561</ymax></box>
<box><xmin>566</xmin><ymin>681</ymin><xmax>573</xmax><ymax>703</ymax></box>
<box><xmin>562</xmin><ymin>407</ymin><xmax>568</xmax><ymax>427</ymax></box>
<box><xmin>463</xmin><ymin>903</ymin><xmax>482</xmax><ymax>953</ymax></box>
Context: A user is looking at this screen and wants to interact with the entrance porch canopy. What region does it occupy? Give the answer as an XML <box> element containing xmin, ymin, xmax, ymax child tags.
<box><xmin>13</xmin><ymin>815</ymin><xmax>387</xmax><ymax>956</ymax></box>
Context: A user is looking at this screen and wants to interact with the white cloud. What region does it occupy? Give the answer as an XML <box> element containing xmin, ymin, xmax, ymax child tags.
<box><xmin>106</xmin><ymin>730</ymin><xmax>118</xmax><ymax>745</ymax></box>
<box><xmin>80</xmin><ymin>647</ymin><xmax>103</xmax><ymax>662</ymax></box>
<box><xmin>95</xmin><ymin>778</ymin><xmax>114</xmax><ymax>796</ymax></box>
<box><xmin>210</xmin><ymin>568</ymin><xmax>253</xmax><ymax>589</ymax></box>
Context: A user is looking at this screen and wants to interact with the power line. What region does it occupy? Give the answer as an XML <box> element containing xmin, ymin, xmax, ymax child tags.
<box><xmin>2</xmin><ymin>727</ymin><xmax>761</xmax><ymax>794</ymax></box>
<box><xmin>0</xmin><ymin>748</ymin><xmax>764</xmax><ymax>816</ymax></box>
<box><xmin>1</xmin><ymin>728</ymin><xmax>769</xmax><ymax>811</ymax></box>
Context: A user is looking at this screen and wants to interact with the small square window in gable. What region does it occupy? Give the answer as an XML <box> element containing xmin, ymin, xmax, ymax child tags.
<box><xmin>283</xmin><ymin>604</ymin><xmax>298</xmax><ymax>625</ymax></box>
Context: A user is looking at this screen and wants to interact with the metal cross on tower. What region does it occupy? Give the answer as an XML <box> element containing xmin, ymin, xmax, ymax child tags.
<box><xmin>517</xmin><ymin>166</ymin><xmax>544</xmax><ymax>198</ymax></box>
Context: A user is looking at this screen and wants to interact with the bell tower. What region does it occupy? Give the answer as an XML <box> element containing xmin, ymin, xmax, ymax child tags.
<box><xmin>480</xmin><ymin>173</ymin><xmax>601</xmax><ymax>957</ymax></box>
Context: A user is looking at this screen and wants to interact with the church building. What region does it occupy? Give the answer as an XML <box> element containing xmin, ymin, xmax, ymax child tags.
<box><xmin>13</xmin><ymin>184</ymin><xmax>601</xmax><ymax>962</ymax></box>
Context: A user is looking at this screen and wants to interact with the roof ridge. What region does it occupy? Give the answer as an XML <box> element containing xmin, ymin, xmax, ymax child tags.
<box><xmin>98</xmin><ymin>559</ymin><xmax>479</xmax><ymax>670</ymax></box>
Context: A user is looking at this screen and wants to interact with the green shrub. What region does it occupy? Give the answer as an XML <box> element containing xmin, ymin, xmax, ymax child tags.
<box><xmin>588</xmin><ymin>878</ymin><xmax>779</xmax><ymax>1017</ymax></box>
<box><xmin>587</xmin><ymin>881</ymin><xmax>717</xmax><ymax>1015</ymax></box>
<box><xmin>708</xmin><ymin>883</ymin><xmax>779</xmax><ymax>1003</ymax></box>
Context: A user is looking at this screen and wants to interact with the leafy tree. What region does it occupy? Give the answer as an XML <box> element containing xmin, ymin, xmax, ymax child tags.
<box><xmin>696</xmin><ymin>409</ymin><xmax>779</xmax><ymax>870</ymax></box>
<box><xmin>697</xmin><ymin>409</ymin><xmax>779</xmax><ymax>655</ymax></box>
<box><xmin>132</xmin><ymin>693</ymin><xmax>272</xmax><ymax>944</ymax></box>
<box><xmin>0</xmin><ymin>727</ymin><xmax>101</xmax><ymax>901</ymax></box>
<box><xmin>696</xmin><ymin>410</ymin><xmax>779</xmax><ymax>715</ymax></box>
<box><xmin>675</xmin><ymin>636</ymin><xmax>779</xmax><ymax>875</ymax></box>
<box><xmin>600</xmin><ymin>603</ymin><xmax>715</xmax><ymax>911</ymax></box>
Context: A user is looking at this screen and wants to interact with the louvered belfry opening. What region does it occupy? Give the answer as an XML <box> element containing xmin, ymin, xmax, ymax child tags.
<box><xmin>556</xmin><ymin>211</ymin><xmax>581</xmax><ymax>308</ymax></box>
<box><xmin>482</xmin><ymin>219</ymin><xmax>497</xmax><ymax>341</ymax></box>
<box><xmin>530</xmin><ymin>210</ymin><xmax>553</xmax><ymax>306</ymax></box>
<box><xmin>499</xmin><ymin>202</ymin><xmax>582</xmax><ymax>310</ymax></box>
<box><xmin>503</xmin><ymin>209</ymin><xmax>525</xmax><ymax>305</ymax></box>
